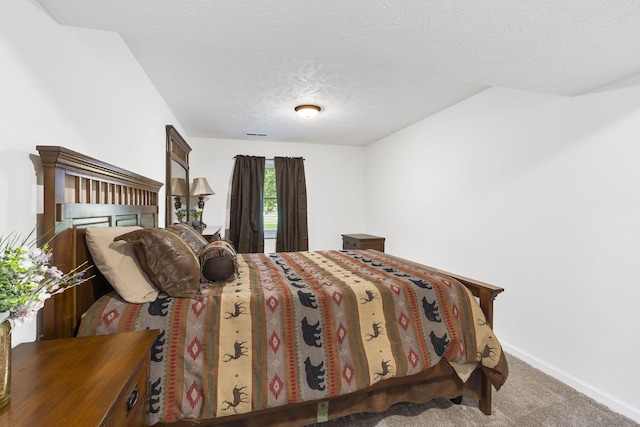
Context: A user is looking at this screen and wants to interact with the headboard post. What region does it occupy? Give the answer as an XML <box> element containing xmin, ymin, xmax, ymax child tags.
<box><xmin>36</xmin><ymin>146</ymin><xmax>163</xmax><ymax>340</ymax></box>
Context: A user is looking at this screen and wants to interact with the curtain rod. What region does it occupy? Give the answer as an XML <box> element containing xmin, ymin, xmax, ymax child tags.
<box><xmin>232</xmin><ymin>156</ymin><xmax>305</xmax><ymax>160</ymax></box>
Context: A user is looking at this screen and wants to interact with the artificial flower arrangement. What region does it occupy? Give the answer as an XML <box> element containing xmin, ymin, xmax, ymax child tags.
<box><xmin>190</xmin><ymin>207</ymin><xmax>203</xmax><ymax>221</ymax></box>
<box><xmin>190</xmin><ymin>207</ymin><xmax>205</xmax><ymax>229</ymax></box>
<box><xmin>0</xmin><ymin>231</ymin><xmax>91</xmax><ymax>326</ymax></box>
<box><xmin>175</xmin><ymin>208</ymin><xmax>187</xmax><ymax>223</ymax></box>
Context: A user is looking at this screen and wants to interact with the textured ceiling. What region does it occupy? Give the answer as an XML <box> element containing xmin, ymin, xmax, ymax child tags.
<box><xmin>36</xmin><ymin>0</ymin><xmax>640</xmax><ymax>146</ymax></box>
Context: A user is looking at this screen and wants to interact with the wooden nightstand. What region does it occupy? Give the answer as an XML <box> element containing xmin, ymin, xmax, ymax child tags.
<box><xmin>203</xmin><ymin>225</ymin><xmax>222</xmax><ymax>242</ymax></box>
<box><xmin>342</xmin><ymin>233</ymin><xmax>386</xmax><ymax>252</ymax></box>
<box><xmin>0</xmin><ymin>330</ymin><xmax>157</xmax><ymax>426</ymax></box>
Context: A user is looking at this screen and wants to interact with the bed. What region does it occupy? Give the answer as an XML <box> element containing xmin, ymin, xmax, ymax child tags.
<box><xmin>36</xmin><ymin>145</ymin><xmax>508</xmax><ymax>426</ymax></box>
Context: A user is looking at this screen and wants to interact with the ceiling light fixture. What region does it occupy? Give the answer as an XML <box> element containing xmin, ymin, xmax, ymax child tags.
<box><xmin>295</xmin><ymin>104</ymin><xmax>321</xmax><ymax>118</ymax></box>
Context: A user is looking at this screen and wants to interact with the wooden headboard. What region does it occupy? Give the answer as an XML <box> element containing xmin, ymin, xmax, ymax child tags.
<box><xmin>37</xmin><ymin>146</ymin><xmax>163</xmax><ymax>340</ymax></box>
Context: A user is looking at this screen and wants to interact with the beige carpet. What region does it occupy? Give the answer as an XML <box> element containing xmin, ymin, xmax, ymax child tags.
<box><xmin>308</xmin><ymin>354</ymin><xmax>638</xmax><ymax>427</ymax></box>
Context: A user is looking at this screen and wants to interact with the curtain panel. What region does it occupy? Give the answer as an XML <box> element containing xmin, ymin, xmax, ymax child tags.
<box><xmin>275</xmin><ymin>157</ymin><xmax>309</xmax><ymax>252</ymax></box>
<box><xmin>228</xmin><ymin>155</ymin><xmax>265</xmax><ymax>253</ymax></box>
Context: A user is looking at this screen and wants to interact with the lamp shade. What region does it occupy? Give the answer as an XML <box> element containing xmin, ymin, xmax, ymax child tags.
<box><xmin>191</xmin><ymin>177</ymin><xmax>215</xmax><ymax>196</ymax></box>
<box><xmin>171</xmin><ymin>178</ymin><xmax>187</xmax><ymax>196</ymax></box>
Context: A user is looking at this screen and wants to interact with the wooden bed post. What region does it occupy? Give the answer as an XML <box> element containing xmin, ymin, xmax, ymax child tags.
<box><xmin>434</xmin><ymin>269</ymin><xmax>503</xmax><ymax>415</ymax></box>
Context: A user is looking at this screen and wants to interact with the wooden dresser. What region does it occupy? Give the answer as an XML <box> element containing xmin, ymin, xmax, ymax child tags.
<box><xmin>342</xmin><ymin>233</ymin><xmax>386</xmax><ymax>252</ymax></box>
<box><xmin>0</xmin><ymin>330</ymin><xmax>157</xmax><ymax>426</ymax></box>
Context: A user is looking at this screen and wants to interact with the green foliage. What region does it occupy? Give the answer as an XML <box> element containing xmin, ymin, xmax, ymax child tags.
<box><xmin>0</xmin><ymin>231</ymin><xmax>91</xmax><ymax>324</ymax></box>
<box><xmin>264</xmin><ymin>167</ymin><xmax>277</xmax><ymax>215</ymax></box>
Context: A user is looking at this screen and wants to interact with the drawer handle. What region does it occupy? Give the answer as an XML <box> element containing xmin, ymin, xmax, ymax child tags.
<box><xmin>126</xmin><ymin>383</ymin><xmax>139</xmax><ymax>415</ymax></box>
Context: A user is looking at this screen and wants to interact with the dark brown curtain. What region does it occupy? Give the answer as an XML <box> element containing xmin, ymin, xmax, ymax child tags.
<box><xmin>275</xmin><ymin>157</ymin><xmax>308</xmax><ymax>252</ymax></box>
<box><xmin>228</xmin><ymin>155</ymin><xmax>265</xmax><ymax>253</ymax></box>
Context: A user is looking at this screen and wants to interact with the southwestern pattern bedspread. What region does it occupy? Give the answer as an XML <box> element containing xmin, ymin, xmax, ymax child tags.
<box><xmin>77</xmin><ymin>250</ymin><xmax>508</xmax><ymax>424</ymax></box>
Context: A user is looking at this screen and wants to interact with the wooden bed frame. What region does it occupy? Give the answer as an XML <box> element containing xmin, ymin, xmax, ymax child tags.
<box><xmin>36</xmin><ymin>145</ymin><xmax>505</xmax><ymax>425</ymax></box>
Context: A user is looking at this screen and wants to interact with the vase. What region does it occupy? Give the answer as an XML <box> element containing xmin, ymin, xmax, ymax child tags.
<box><xmin>191</xmin><ymin>219</ymin><xmax>201</xmax><ymax>229</ymax></box>
<box><xmin>0</xmin><ymin>315</ymin><xmax>10</xmax><ymax>409</ymax></box>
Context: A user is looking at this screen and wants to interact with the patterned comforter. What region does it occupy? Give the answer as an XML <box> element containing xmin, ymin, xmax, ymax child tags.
<box><xmin>78</xmin><ymin>250</ymin><xmax>508</xmax><ymax>424</ymax></box>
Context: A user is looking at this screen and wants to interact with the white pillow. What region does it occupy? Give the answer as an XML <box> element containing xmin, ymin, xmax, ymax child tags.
<box><xmin>85</xmin><ymin>226</ymin><xmax>159</xmax><ymax>303</ymax></box>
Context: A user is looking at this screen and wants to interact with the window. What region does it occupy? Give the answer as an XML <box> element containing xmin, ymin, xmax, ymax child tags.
<box><xmin>264</xmin><ymin>159</ymin><xmax>277</xmax><ymax>239</ymax></box>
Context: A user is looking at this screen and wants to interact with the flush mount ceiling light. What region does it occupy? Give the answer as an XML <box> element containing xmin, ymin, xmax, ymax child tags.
<box><xmin>294</xmin><ymin>104</ymin><xmax>321</xmax><ymax>118</ymax></box>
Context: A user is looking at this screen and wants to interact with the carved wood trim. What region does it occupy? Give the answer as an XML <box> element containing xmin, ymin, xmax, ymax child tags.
<box><xmin>165</xmin><ymin>125</ymin><xmax>192</xmax><ymax>226</ymax></box>
<box><xmin>36</xmin><ymin>146</ymin><xmax>163</xmax><ymax>340</ymax></box>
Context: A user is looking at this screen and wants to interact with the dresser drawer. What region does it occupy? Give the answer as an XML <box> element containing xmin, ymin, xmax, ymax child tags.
<box><xmin>107</xmin><ymin>356</ymin><xmax>150</xmax><ymax>427</ymax></box>
<box><xmin>342</xmin><ymin>234</ymin><xmax>385</xmax><ymax>252</ymax></box>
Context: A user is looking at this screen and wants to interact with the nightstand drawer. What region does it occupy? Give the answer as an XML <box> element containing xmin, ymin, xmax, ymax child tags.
<box><xmin>342</xmin><ymin>234</ymin><xmax>385</xmax><ymax>252</ymax></box>
<box><xmin>108</xmin><ymin>355</ymin><xmax>149</xmax><ymax>426</ymax></box>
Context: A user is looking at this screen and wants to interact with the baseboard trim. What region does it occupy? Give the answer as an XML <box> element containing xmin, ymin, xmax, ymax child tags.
<box><xmin>501</xmin><ymin>342</ymin><xmax>640</xmax><ymax>424</ymax></box>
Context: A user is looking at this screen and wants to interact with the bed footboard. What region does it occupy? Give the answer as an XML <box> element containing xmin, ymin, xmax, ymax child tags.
<box><xmin>368</xmin><ymin>250</ymin><xmax>504</xmax><ymax>415</ymax></box>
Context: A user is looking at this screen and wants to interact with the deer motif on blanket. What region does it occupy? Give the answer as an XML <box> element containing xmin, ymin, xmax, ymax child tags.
<box><xmin>222</xmin><ymin>385</ymin><xmax>248</xmax><ymax>412</ymax></box>
<box><xmin>223</xmin><ymin>341</ymin><xmax>248</xmax><ymax>362</ymax></box>
<box><xmin>366</xmin><ymin>321</ymin><xmax>385</xmax><ymax>341</ymax></box>
<box><xmin>373</xmin><ymin>359</ymin><xmax>394</xmax><ymax>380</ymax></box>
<box><xmin>225</xmin><ymin>302</ymin><xmax>247</xmax><ymax>319</ymax></box>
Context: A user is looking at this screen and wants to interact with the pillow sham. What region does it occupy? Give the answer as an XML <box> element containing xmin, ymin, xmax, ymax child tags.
<box><xmin>200</xmin><ymin>240</ymin><xmax>239</xmax><ymax>283</ymax></box>
<box><xmin>85</xmin><ymin>226</ymin><xmax>159</xmax><ymax>303</ymax></box>
<box><xmin>115</xmin><ymin>228</ymin><xmax>202</xmax><ymax>299</ymax></box>
<box><xmin>165</xmin><ymin>223</ymin><xmax>209</xmax><ymax>254</ymax></box>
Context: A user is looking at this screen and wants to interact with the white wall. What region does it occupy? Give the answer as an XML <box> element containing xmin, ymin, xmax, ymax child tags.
<box><xmin>365</xmin><ymin>86</ymin><xmax>640</xmax><ymax>422</ymax></box>
<box><xmin>1</xmin><ymin>0</ymin><xmax>180</xmax><ymax>344</ymax></box>
<box><xmin>189</xmin><ymin>137</ymin><xmax>366</xmax><ymax>252</ymax></box>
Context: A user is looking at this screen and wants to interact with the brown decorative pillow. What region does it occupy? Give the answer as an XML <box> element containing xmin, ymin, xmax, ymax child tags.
<box><xmin>115</xmin><ymin>228</ymin><xmax>202</xmax><ymax>299</ymax></box>
<box><xmin>165</xmin><ymin>223</ymin><xmax>208</xmax><ymax>254</ymax></box>
<box><xmin>200</xmin><ymin>240</ymin><xmax>239</xmax><ymax>283</ymax></box>
<box><xmin>85</xmin><ymin>226</ymin><xmax>159</xmax><ymax>303</ymax></box>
